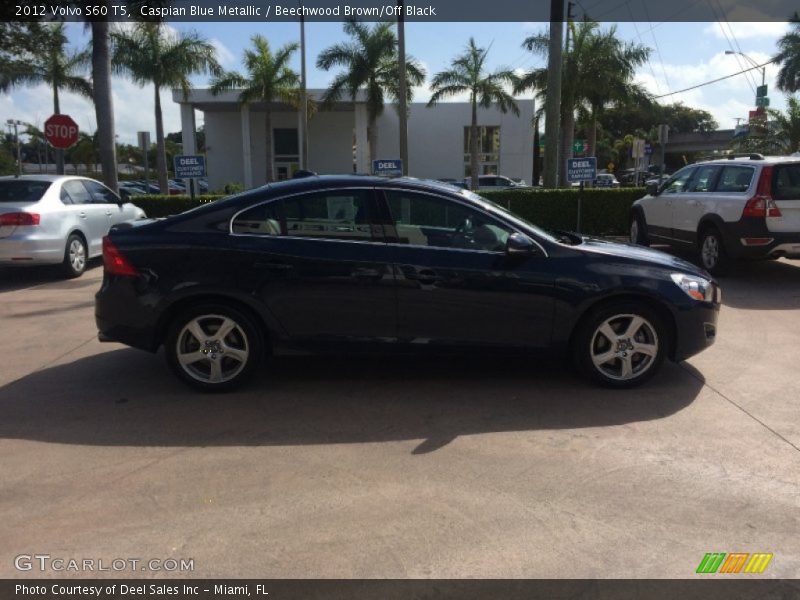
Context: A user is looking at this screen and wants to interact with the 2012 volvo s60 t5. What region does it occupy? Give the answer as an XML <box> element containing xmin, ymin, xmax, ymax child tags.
<box><xmin>95</xmin><ymin>176</ymin><xmax>720</xmax><ymax>391</ymax></box>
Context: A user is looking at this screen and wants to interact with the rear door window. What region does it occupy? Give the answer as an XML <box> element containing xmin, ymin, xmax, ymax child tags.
<box><xmin>715</xmin><ymin>166</ymin><xmax>754</xmax><ymax>192</ymax></box>
<box><xmin>0</xmin><ymin>181</ymin><xmax>51</xmax><ymax>202</ymax></box>
<box><xmin>61</xmin><ymin>180</ymin><xmax>93</xmax><ymax>204</ymax></box>
<box><xmin>773</xmin><ymin>163</ymin><xmax>800</xmax><ymax>200</ymax></box>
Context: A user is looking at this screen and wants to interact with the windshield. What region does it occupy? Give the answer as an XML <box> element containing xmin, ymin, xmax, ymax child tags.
<box><xmin>0</xmin><ymin>180</ymin><xmax>51</xmax><ymax>202</ymax></box>
<box><xmin>459</xmin><ymin>189</ymin><xmax>559</xmax><ymax>243</ymax></box>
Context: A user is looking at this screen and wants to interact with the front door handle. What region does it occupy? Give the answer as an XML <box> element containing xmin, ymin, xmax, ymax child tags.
<box><xmin>253</xmin><ymin>261</ymin><xmax>292</xmax><ymax>271</ymax></box>
<box><xmin>79</xmin><ymin>211</ymin><xmax>86</xmax><ymax>218</ymax></box>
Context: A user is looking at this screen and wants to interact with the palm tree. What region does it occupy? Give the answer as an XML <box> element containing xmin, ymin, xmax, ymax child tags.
<box><xmin>0</xmin><ymin>23</ymin><xmax>92</xmax><ymax>174</ymax></box>
<box><xmin>210</xmin><ymin>36</ymin><xmax>300</xmax><ymax>184</ymax></box>
<box><xmin>112</xmin><ymin>23</ymin><xmax>220</xmax><ymax>193</ymax></box>
<box><xmin>774</xmin><ymin>13</ymin><xmax>800</xmax><ymax>93</ymax></box>
<box><xmin>769</xmin><ymin>96</ymin><xmax>800</xmax><ymax>153</ymax></box>
<box><xmin>428</xmin><ymin>38</ymin><xmax>518</xmax><ymax>190</ymax></box>
<box><xmin>516</xmin><ymin>21</ymin><xmax>650</xmax><ymax>186</ymax></box>
<box><xmin>91</xmin><ymin>21</ymin><xmax>118</xmax><ymax>193</ymax></box>
<box><xmin>317</xmin><ymin>20</ymin><xmax>426</xmax><ymax>166</ymax></box>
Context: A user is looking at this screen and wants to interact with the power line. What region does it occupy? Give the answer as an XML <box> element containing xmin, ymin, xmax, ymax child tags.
<box><xmin>653</xmin><ymin>59</ymin><xmax>774</xmax><ymax>98</ymax></box>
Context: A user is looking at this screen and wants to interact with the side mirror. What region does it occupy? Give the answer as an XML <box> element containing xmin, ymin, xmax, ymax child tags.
<box><xmin>646</xmin><ymin>182</ymin><xmax>659</xmax><ymax>196</ymax></box>
<box><xmin>506</xmin><ymin>232</ymin><xmax>540</xmax><ymax>256</ymax></box>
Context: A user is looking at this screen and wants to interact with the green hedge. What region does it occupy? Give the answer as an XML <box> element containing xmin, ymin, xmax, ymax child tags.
<box><xmin>130</xmin><ymin>188</ymin><xmax>647</xmax><ymax>236</ymax></box>
<box><xmin>129</xmin><ymin>194</ymin><xmax>222</xmax><ymax>218</ymax></box>
<box><xmin>481</xmin><ymin>188</ymin><xmax>646</xmax><ymax>236</ymax></box>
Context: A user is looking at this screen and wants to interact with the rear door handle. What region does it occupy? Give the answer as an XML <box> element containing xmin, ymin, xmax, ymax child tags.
<box><xmin>79</xmin><ymin>211</ymin><xmax>86</xmax><ymax>218</ymax></box>
<box><xmin>410</xmin><ymin>268</ymin><xmax>442</xmax><ymax>285</ymax></box>
<box><xmin>253</xmin><ymin>261</ymin><xmax>292</xmax><ymax>271</ymax></box>
<box><xmin>352</xmin><ymin>267</ymin><xmax>383</xmax><ymax>280</ymax></box>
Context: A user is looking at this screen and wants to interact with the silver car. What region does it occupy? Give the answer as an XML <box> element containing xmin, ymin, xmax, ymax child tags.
<box><xmin>0</xmin><ymin>175</ymin><xmax>146</xmax><ymax>277</ymax></box>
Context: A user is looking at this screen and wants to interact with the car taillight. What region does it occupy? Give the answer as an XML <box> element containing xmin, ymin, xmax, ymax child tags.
<box><xmin>742</xmin><ymin>166</ymin><xmax>782</xmax><ymax>218</ymax></box>
<box><xmin>102</xmin><ymin>236</ymin><xmax>139</xmax><ymax>277</ymax></box>
<box><xmin>0</xmin><ymin>212</ymin><xmax>40</xmax><ymax>226</ymax></box>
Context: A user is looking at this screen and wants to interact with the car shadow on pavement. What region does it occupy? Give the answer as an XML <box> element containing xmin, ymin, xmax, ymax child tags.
<box><xmin>0</xmin><ymin>349</ymin><xmax>705</xmax><ymax>454</ymax></box>
<box><xmin>0</xmin><ymin>262</ymin><xmax>101</xmax><ymax>293</ymax></box>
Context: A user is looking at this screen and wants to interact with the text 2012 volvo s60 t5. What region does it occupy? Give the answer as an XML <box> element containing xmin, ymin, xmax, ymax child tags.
<box><xmin>95</xmin><ymin>176</ymin><xmax>720</xmax><ymax>391</ymax></box>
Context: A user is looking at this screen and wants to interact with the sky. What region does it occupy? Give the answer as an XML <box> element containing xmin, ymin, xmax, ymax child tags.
<box><xmin>0</xmin><ymin>20</ymin><xmax>791</xmax><ymax>145</ymax></box>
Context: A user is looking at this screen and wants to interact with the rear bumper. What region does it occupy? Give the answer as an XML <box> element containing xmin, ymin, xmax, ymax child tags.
<box><xmin>672</xmin><ymin>301</ymin><xmax>719</xmax><ymax>362</ymax></box>
<box><xmin>722</xmin><ymin>217</ymin><xmax>800</xmax><ymax>259</ymax></box>
<box><xmin>0</xmin><ymin>236</ymin><xmax>64</xmax><ymax>265</ymax></box>
<box><xmin>95</xmin><ymin>275</ymin><xmax>161</xmax><ymax>352</ymax></box>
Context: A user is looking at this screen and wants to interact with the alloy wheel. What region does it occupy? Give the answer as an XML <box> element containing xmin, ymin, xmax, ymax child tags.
<box><xmin>69</xmin><ymin>239</ymin><xmax>86</xmax><ymax>272</ymax></box>
<box><xmin>701</xmin><ymin>235</ymin><xmax>719</xmax><ymax>270</ymax></box>
<box><xmin>590</xmin><ymin>313</ymin><xmax>659</xmax><ymax>381</ymax></box>
<box><xmin>175</xmin><ymin>314</ymin><xmax>250</xmax><ymax>384</ymax></box>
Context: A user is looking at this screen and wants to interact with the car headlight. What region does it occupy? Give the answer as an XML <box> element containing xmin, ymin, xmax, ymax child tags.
<box><xmin>671</xmin><ymin>273</ymin><xmax>715</xmax><ymax>302</ymax></box>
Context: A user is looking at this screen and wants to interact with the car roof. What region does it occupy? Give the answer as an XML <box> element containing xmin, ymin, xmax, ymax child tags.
<box><xmin>697</xmin><ymin>156</ymin><xmax>800</xmax><ymax>166</ymax></box>
<box><xmin>0</xmin><ymin>174</ymin><xmax>89</xmax><ymax>183</ymax></box>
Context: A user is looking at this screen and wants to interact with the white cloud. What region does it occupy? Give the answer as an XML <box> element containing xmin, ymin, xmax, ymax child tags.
<box><xmin>703</xmin><ymin>21</ymin><xmax>789</xmax><ymax>40</ymax></box>
<box><xmin>211</xmin><ymin>39</ymin><xmax>236</xmax><ymax>68</ymax></box>
<box><xmin>635</xmin><ymin>50</ymin><xmax>787</xmax><ymax>129</ymax></box>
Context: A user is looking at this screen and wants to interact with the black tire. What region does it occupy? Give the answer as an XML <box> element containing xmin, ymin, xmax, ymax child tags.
<box><xmin>698</xmin><ymin>226</ymin><xmax>731</xmax><ymax>276</ymax></box>
<box><xmin>573</xmin><ymin>302</ymin><xmax>667</xmax><ymax>389</ymax></box>
<box><xmin>629</xmin><ymin>211</ymin><xmax>649</xmax><ymax>246</ymax></box>
<box><xmin>165</xmin><ymin>304</ymin><xmax>264</xmax><ymax>392</ymax></box>
<box><xmin>61</xmin><ymin>233</ymin><xmax>87</xmax><ymax>278</ymax></box>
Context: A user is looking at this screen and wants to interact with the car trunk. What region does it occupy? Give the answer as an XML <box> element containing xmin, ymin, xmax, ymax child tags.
<box><xmin>0</xmin><ymin>180</ymin><xmax>51</xmax><ymax>238</ymax></box>
<box><xmin>768</xmin><ymin>163</ymin><xmax>800</xmax><ymax>233</ymax></box>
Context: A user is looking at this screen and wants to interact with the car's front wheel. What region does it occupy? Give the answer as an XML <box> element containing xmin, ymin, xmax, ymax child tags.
<box><xmin>574</xmin><ymin>303</ymin><xmax>667</xmax><ymax>388</ymax></box>
<box><xmin>165</xmin><ymin>304</ymin><xmax>264</xmax><ymax>392</ymax></box>
<box><xmin>61</xmin><ymin>233</ymin><xmax>87</xmax><ymax>278</ymax></box>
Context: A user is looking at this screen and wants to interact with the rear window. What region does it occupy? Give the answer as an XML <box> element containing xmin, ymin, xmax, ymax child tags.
<box><xmin>715</xmin><ymin>166</ymin><xmax>754</xmax><ymax>192</ymax></box>
<box><xmin>773</xmin><ymin>164</ymin><xmax>800</xmax><ymax>200</ymax></box>
<box><xmin>0</xmin><ymin>181</ymin><xmax>51</xmax><ymax>202</ymax></box>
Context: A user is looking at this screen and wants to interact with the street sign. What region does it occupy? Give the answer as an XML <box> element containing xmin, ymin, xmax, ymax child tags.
<box><xmin>372</xmin><ymin>159</ymin><xmax>403</xmax><ymax>177</ymax></box>
<box><xmin>631</xmin><ymin>138</ymin><xmax>646</xmax><ymax>159</ymax></box>
<box><xmin>137</xmin><ymin>131</ymin><xmax>150</xmax><ymax>153</ymax></box>
<box><xmin>536</xmin><ymin>138</ymin><xmax>587</xmax><ymax>154</ymax></box>
<box><xmin>44</xmin><ymin>114</ymin><xmax>79</xmax><ymax>150</ymax></box>
<box><xmin>756</xmin><ymin>84</ymin><xmax>768</xmax><ymax>98</ymax></box>
<box><xmin>645</xmin><ymin>144</ymin><xmax>653</xmax><ymax>155</ymax></box>
<box><xmin>567</xmin><ymin>157</ymin><xmax>597</xmax><ymax>183</ymax></box>
<box><xmin>174</xmin><ymin>155</ymin><xmax>206</xmax><ymax>178</ymax></box>
<box><xmin>755</xmin><ymin>96</ymin><xmax>770</xmax><ymax>108</ymax></box>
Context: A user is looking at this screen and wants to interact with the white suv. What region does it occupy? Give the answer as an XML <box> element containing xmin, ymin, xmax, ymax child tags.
<box><xmin>630</xmin><ymin>155</ymin><xmax>800</xmax><ymax>275</ymax></box>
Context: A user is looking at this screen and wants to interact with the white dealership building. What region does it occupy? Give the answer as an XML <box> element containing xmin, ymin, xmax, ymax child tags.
<box><xmin>174</xmin><ymin>89</ymin><xmax>535</xmax><ymax>190</ymax></box>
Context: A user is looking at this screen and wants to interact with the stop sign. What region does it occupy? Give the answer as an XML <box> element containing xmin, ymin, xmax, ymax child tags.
<box><xmin>44</xmin><ymin>114</ymin><xmax>80</xmax><ymax>150</ymax></box>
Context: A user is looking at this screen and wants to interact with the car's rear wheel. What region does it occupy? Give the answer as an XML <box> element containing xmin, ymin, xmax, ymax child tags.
<box><xmin>165</xmin><ymin>304</ymin><xmax>263</xmax><ymax>392</ymax></box>
<box><xmin>698</xmin><ymin>227</ymin><xmax>730</xmax><ymax>276</ymax></box>
<box><xmin>61</xmin><ymin>234</ymin><xmax>87</xmax><ymax>278</ymax></box>
<box><xmin>630</xmin><ymin>213</ymin><xmax>649</xmax><ymax>246</ymax></box>
<box><xmin>574</xmin><ymin>303</ymin><xmax>667</xmax><ymax>388</ymax></box>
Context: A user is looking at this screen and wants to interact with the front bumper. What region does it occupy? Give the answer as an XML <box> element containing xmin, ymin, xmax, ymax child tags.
<box><xmin>672</xmin><ymin>300</ymin><xmax>719</xmax><ymax>362</ymax></box>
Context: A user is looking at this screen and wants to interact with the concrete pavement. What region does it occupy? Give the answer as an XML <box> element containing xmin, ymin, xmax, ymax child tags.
<box><xmin>0</xmin><ymin>259</ymin><xmax>798</xmax><ymax>578</ymax></box>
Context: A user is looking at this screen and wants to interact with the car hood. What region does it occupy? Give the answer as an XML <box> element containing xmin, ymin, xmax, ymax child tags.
<box><xmin>577</xmin><ymin>236</ymin><xmax>711</xmax><ymax>278</ymax></box>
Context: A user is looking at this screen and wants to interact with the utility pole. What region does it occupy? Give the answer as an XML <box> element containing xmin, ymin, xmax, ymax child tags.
<box><xmin>397</xmin><ymin>0</ymin><xmax>409</xmax><ymax>175</ymax></box>
<box><xmin>543</xmin><ymin>0</ymin><xmax>564</xmax><ymax>189</ymax></box>
<box><xmin>6</xmin><ymin>119</ymin><xmax>24</xmax><ymax>176</ymax></box>
<box><xmin>299</xmin><ymin>9</ymin><xmax>309</xmax><ymax>170</ymax></box>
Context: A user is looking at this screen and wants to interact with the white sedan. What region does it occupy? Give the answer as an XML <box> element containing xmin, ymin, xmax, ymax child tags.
<box><xmin>0</xmin><ymin>175</ymin><xmax>146</xmax><ymax>277</ymax></box>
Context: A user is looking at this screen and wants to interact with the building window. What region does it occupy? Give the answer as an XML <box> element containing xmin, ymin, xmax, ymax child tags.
<box><xmin>464</xmin><ymin>126</ymin><xmax>500</xmax><ymax>176</ymax></box>
<box><xmin>273</xmin><ymin>128</ymin><xmax>299</xmax><ymax>181</ymax></box>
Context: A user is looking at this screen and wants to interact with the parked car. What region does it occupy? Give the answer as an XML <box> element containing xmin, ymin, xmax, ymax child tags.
<box><xmin>436</xmin><ymin>178</ymin><xmax>468</xmax><ymax>189</ymax></box>
<box><xmin>118</xmin><ymin>182</ymin><xmax>148</xmax><ymax>200</ymax></box>
<box><xmin>594</xmin><ymin>174</ymin><xmax>620</xmax><ymax>188</ymax></box>
<box><xmin>0</xmin><ymin>175</ymin><xmax>146</xmax><ymax>277</ymax></box>
<box><xmin>96</xmin><ymin>175</ymin><xmax>719</xmax><ymax>391</ymax></box>
<box><xmin>643</xmin><ymin>174</ymin><xmax>671</xmax><ymax>189</ymax></box>
<box><xmin>630</xmin><ymin>155</ymin><xmax>800</xmax><ymax>275</ymax></box>
<box><xmin>464</xmin><ymin>175</ymin><xmax>529</xmax><ymax>191</ymax></box>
